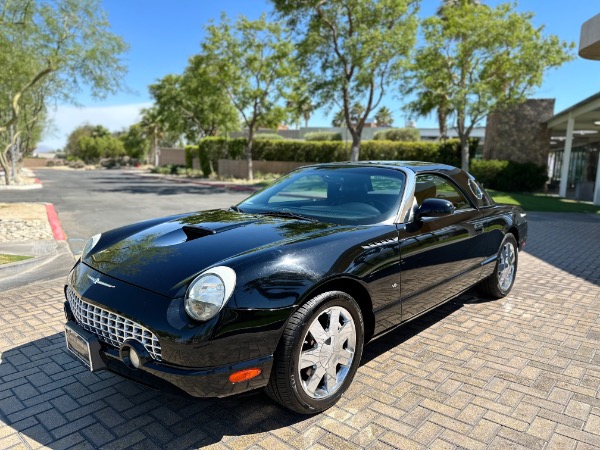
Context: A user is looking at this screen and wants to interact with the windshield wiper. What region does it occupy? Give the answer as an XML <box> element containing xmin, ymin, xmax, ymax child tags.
<box><xmin>260</xmin><ymin>210</ymin><xmax>318</xmax><ymax>222</ymax></box>
<box><xmin>230</xmin><ymin>205</ymin><xmax>244</xmax><ymax>213</ymax></box>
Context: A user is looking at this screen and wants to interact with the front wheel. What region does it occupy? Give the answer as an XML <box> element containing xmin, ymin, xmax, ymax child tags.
<box><xmin>265</xmin><ymin>291</ymin><xmax>364</xmax><ymax>414</ymax></box>
<box><xmin>478</xmin><ymin>233</ymin><xmax>518</xmax><ymax>299</ymax></box>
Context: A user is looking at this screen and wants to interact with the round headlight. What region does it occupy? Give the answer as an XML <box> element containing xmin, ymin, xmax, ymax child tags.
<box><xmin>82</xmin><ymin>233</ymin><xmax>101</xmax><ymax>258</ymax></box>
<box><xmin>185</xmin><ymin>266</ymin><xmax>236</xmax><ymax>322</ymax></box>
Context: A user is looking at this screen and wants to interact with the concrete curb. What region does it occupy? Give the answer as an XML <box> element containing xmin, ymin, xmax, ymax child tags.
<box><xmin>0</xmin><ymin>240</ymin><xmax>59</xmax><ymax>277</ymax></box>
<box><xmin>45</xmin><ymin>203</ymin><xmax>67</xmax><ymax>241</ymax></box>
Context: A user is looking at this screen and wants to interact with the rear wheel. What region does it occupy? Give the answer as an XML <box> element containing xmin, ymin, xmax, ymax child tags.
<box><xmin>478</xmin><ymin>234</ymin><xmax>518</xmax><ymax>299</ymax></box>
<box><xmin>265</xmin><ymin>291</ymin><xmax>364</xmax><ymax>414</ymax></box>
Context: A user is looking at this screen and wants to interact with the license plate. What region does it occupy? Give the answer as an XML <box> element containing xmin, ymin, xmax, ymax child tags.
<box><xmin>64</xmin><ymin>322</ymin><xmax>106</xmax><ymax>372</ymax></box>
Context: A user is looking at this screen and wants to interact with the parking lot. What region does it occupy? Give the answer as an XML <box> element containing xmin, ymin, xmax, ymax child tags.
<box><xmin>1</xmin><ymin>187</ymin><xmax>600</xmax><ymax>448</ymax></box>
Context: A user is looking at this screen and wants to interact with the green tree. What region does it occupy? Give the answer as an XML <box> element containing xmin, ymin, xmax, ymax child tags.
<box><xmin>405</xmin><ymin>0</ymin><xmax>482</xmax><ymax>141</ymax></box>
<box><xmin>64</xmin><ymin>124</ymin><xmax>95</xmax><ymax>158</ymax></box>
<box><xmin>408</xmin><ymin>1</ymin><xmax>574</xmax><ymax>171</ymax></box>
<box><xmin>149</xmin><ymin>62</ymin><xmax>239</xmax><ymax>143</ymax></box>
<box><xmin>77</xmin><ymin>134</ymin><xmax>124</xmax><ymax>162</ymax></box>
<box><xmin>120</xmin><ymin>124</ymin><xmax>149</xmax><ymax>161</ymax></box>
<box><xmin>273</xmin><ymin>0</ymin><xmax>419</xmax><ymax>161</ymax></box>
<box><xmin>374</xmin><ymin>106</ymin><xmax>394</xmax><ymax>128</ymax></box>
<box><xmin>0</xmin><ymin>0</ymin><xmax>127</xmax><ymax>184</ymax></box>
<box><xmin>203</xmin><ymin>14</ymin><xmax>297</xmax><ymax>179</ymax></box>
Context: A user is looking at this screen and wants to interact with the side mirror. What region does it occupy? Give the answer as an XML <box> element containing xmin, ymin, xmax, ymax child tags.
<box><xmin>415</xmin><ymin>198</ymin><xmax>455</xmax><ymax>221</ymax></box>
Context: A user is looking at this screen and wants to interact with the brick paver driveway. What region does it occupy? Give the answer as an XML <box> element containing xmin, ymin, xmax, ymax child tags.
<box><xmin>1</xmin><ymin>212</ymin><xmax>599</xmax><ymax>449</ymax></box>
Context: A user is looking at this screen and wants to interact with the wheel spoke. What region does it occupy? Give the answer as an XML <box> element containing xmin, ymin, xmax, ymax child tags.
<box><xmin>308</xmin><ymin>320</ymin><xmax>328</xmax><ymax>344</ymax></box>
<box><xmin>337</xmin><ymin>322</ymin><xmax>354</xmax><ymax>343</ymax></box>
<box><xmin>338</xmin><ymin>348</ymin><xmax>354</xmax><ymax>366</ymax></box>
<box><xmin>328</xmin><ymin>308</ymin><xmax>341</xmax><ymax>333</ymax></box>
<box><xmin>325</xmin><ymin>365</ymin><xmax>338</xmax><ymax>392</ymax></box>
<box><xmin>299</xmin><ymin>347</ymin><xmax>320</xmax><ymax>369</ymax></box>
<box><xmin>305</xmin><ymin>366</ymin><xmax>325</xmax><ymax>394</ymax></box>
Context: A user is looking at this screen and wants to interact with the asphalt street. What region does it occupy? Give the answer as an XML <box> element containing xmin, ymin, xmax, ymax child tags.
<box><xmin>0</xmin><ymin>169</ymin><xmax>250</xmax><ymax>255</ymax></box>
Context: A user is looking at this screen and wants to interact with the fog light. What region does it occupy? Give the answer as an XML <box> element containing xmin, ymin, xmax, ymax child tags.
<box><xmin>129</xmin><ymin>348</ymin><xmax>141</xmax><ymax>369</ymax></box>
<box><xmin>119</xmin><ymin>340</ymin><xmax>151</xmax><ymax>370</ymax></box>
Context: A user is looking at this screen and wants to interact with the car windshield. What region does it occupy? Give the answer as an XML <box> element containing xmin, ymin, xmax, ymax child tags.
<box><xmin>237</xmin><ymin>166</ymin><xmax>406</xmax><ymax>225</ymax></box>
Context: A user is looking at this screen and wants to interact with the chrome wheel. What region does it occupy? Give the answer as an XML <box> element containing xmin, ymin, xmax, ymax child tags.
<box><xmin>298</xmin><ymin>306</ymin><xmax>356</xmax><ymax>399</ymax></box>
<box><xmin>498</xmin><ymin>241</ymin><xmax>516</xmax><ymax>292</ymax></box>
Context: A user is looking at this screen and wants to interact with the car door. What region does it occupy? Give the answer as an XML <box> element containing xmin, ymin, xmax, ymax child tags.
<box><xmin>398</xmin><ymin>173</ymin><xmax>488</xmax><ymax>320</ymax></box>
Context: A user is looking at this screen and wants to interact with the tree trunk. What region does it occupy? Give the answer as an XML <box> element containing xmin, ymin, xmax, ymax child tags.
<box><xmin>349</xmin><ymin>132</ymin><xmax>361</xmax><ymax>162</ymax></box>
<box><xmin>0</xmin><ymin>152</ymin><xmax>10</xmax><ymax>185</ymax></box>
<box><xmin>460</xmin><ymin>134</ymin><xmax>470</xmax><ymax>172</ymax></box>
<box><xmin>246</xmin><ymin>130</ymin><xmax>254</xmax><ymax>180</ymax></box>
<box><xmin>437</xmin><ymin>107</ymin><xmax>448</xmax><ymax>140</ymax></box>
<box><xmin>153</xmin><ymin>133</ymin><xmax>159</xmax><ymax>166</ymax></box>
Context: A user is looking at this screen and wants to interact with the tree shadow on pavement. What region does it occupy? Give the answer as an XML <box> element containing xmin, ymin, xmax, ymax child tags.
<box><xmin>0</xmin><ymin>333</ymin><xmax>303</xmax><ymax>449</ymax></box>
<box><xmin>0</xmin><ymin>294</ymin><xmax>475</xmax><ymax>449</ymax></box>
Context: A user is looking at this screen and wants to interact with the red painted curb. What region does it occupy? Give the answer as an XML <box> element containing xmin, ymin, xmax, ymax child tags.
<box><xmin>34</xmin><ymin>178</ymin><xmax>42</xmax><ymax>184</ymax></box>
<box><xmin>45</xmin><ymin>203</ymin><xmax>66</xmax><ymax>241</ymax></box>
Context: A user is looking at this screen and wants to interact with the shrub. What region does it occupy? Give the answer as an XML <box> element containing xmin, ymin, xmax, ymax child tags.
<box><xmin>254</xmin><ymin>133</ymin><xmax>284</xmax><ymax>140</ymax></box>
<box><xmin>373</xmin><ymin>128</ymin><xmax>420</xmax><ymax>141</ymax></box>
<box><xmin>185</xmin><ymin>145</ymin><xmax>196</xmax><ymax>170</ymax></box>
<box><xmin>304</xmin><ymin>132</ymin><xmax>343</xmax><ymax>141</ymax></box>
<box><xmin>46</xmin><ymin>160</ymin><xmax>55</xmax><ymax>167</ymax></box>
<box><xmin>470</xmin><ymin>159</ymin><xmax>547</xmax><ymax>192</ymax></box>
<box><xmin>437</xmin><ymin>138</ymin><xmax>479</xmax><ymax>167</ymax></box>
<box><xmin>68</xmin><ymin>160</ymin><xmax>85</xmax><ymax>169</ymax></box>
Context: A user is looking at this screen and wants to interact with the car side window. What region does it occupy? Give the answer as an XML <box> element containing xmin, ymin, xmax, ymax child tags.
<box><xmin>415</xmin><ymin>174</ymin><xmax>472</xmax><ymax>210</ymax></box>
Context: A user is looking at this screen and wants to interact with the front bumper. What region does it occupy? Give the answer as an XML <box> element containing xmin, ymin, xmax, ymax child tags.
<box><xmin>64</xmin><ymin>318</ymin><xmax>273</xmax><ymax>398</ymax></box>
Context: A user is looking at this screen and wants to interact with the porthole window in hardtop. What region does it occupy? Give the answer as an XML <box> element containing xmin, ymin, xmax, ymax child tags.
<box><xmin>469</xmin><ymin>179</ymin><xmax>494</xmax><ymax>207</ymax></box>
<box><xmin>239</xmin><ymin>166</ymin><xmax>406</xmax><ymax>225</ymax></box>
<box><xmin>415</xmin><ymin>174</ymin><xmax>472</xmax><ymax>210</ymax></box>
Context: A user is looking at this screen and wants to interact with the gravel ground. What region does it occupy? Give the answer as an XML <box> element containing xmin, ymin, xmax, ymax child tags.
<box><xmin>0</xmin><ymin>203</ymin><xmax>52</xmax><ymax>243</ymax></box>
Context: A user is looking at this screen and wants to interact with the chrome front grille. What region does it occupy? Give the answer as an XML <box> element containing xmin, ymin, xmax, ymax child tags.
<box><xmin>66</xmin><ymin>286</ymin><xmax>162</xmax><ymax>361</ymax></box>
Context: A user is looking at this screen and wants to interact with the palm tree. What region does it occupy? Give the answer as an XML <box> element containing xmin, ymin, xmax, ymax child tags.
<box><xmin>374</xmin><ymin>106</ymin><xmax>394</xmax><ymax>127</ymax></box>
<box><xmin>139</xmin><ymin>107</ymin><xmax>165</xmax><ymax>166</ymax></box>
<box><xmin>331</xmin><ymin>109</ymin><xmax>345</xmax><ymax>127</ymax></box>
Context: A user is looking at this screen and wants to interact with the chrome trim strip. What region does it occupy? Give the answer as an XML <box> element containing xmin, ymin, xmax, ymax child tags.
<box><xmin>394</xmin><ymin>168</ymin><xmax>416</xmax><ymax>224</ymax></box>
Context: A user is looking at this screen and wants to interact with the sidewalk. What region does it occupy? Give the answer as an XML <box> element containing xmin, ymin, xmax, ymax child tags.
<box><xmin>0</xmin><ymin>202</ymin><xmax>74</xmax><ymax>291</ymax></box>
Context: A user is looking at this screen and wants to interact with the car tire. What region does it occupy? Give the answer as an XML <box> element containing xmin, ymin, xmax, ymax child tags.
<box><xmin>478</xmin><ymin>233</ymin><xmax>518</xmax><ymax>299</ymax></box>
<box><xmin>265</xmin><ymin>291</ymin><xmax>364</xmax><ymax>414</ymax></box>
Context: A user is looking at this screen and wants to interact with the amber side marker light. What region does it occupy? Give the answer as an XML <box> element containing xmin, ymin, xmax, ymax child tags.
<box><xmin>229</xmin><ymin>368</ymin><xmax>262</xmax><ymax>383</ymax></box>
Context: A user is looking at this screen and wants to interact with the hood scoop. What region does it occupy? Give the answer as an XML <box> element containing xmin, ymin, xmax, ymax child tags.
<box><xmin>183</xmin><ymin>226</ymin><xmax>216</xmax><ymax>241</ymax></box>
<box><xmin>182</xmin><ymin>220</ymin><xmax>258</xmax><ymax>242</ymax></box>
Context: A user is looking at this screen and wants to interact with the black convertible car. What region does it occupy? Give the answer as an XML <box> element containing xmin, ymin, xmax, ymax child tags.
<box><xmin>64</xmin><ymin>161</ymin><xmax>527</xmax><ymax>413</ymax></box>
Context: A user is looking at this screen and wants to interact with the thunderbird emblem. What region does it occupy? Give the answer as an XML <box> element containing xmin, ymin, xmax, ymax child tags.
<box><xmin>86</xmin><ymin>274</ymin><xmax>115</xmax><ymax>288</ymax></box>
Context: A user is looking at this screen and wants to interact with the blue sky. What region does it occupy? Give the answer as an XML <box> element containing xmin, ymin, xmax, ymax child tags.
<box><xmin>40</xmin><ymin>0</ymin><xmax>600</xmax><ymax>150</ymax></box>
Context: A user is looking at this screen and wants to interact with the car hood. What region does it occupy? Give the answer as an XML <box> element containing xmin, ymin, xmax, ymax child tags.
<box><xmin>83</xmin><ymin>209</ymin><xmax>350</xmax><ymax>298</ymax></box>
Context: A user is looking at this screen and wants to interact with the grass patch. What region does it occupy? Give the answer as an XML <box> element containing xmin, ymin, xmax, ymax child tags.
<box><xmin>488</xmin><ymin>190</ymin><xmax>600</xmax><ymax>214</ymax></box>
<box><xmin>0</xmin><ymin>254</ymin><xmax>33</xmax><ymax>265</ymax></box>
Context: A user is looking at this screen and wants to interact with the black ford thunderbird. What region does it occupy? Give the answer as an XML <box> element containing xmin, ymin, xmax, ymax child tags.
<box><xmin>64</xmin><ymin>161</ymin><xmax>527</xmax><ymax>413</ymax></box>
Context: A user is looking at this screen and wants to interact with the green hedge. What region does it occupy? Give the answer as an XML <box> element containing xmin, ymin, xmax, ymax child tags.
<box><xmin>373</xmin><ymin>128</ymin><xmax>421</xmax><ymax>141</ymax></box>
<box><xmin>254</xmin><ymin>133</ymin><xmax>284</xmax><ymax>140</ymax></box>
<box><xmin>305</xmin><ymin>132</ymin><xmax>343</xmax><ymax>141</ymax></box>
<box><xmin>470</xmin><ymin>159</ymin><xmax>547</xmax><ymax>192</ymax></box>
<box><xmin>186</xmin><ymin>137</ymin><xmax>479</xmax><ymax>178</ymax></box>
